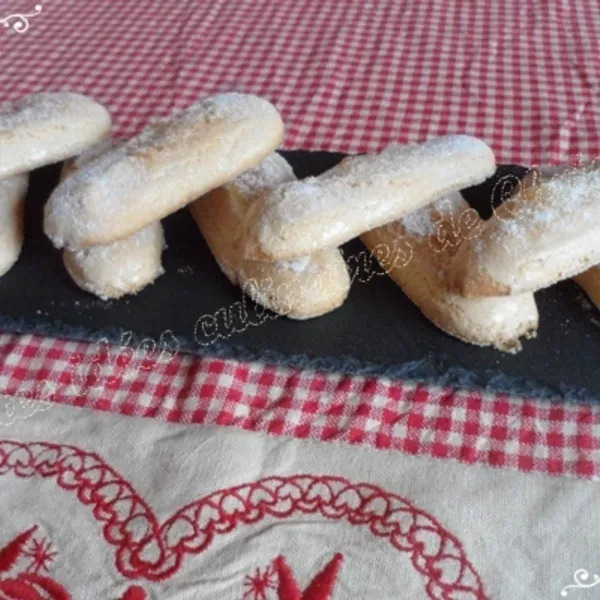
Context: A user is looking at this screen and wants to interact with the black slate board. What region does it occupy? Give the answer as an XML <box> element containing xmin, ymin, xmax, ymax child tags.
<box><xmin>0</xmin><ymin>151</ymin><xmax>598</xmax><ymax>403</ymax></box>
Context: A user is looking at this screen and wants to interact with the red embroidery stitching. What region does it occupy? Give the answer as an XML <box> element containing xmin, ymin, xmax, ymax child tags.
<box><xmin>120</xmin><ymin>585</ymin><xmax>148</xmax><ymax>600</ymax></box>
<box><xmin>275</xmin><ymin>554</ymin><xmax>343</xmax><ymax>600</ymax></box>
<box><xmin>0</xmin><ymin>527</ymin><xmax>149</xmax><ymax>599</ymax></box>
<box><xmin>244</xmin><ymin>565</ymin><xmax>277</xmax><ymax>599</ymax></box>
<box><xmin>0</xmin><ymin>440</ymin><xmax>488</xmax><ymax>599</ymax></box>
<box><xmin>0</xmin><ymin>526</ymin><xmax>37</xmax><ymax>573</ymax></box>
<box><xmin>0</xmin><ymin>527</ymin><xmax>70</xmax><ymax>599</ymax></box>
<box><xmin>23</xmin><ymin>538</ymin><xmax>58</xmax><ymax>575</ymax></box>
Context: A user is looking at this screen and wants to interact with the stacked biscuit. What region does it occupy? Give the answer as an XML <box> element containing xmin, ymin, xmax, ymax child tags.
<box><xmin>44</xmin><ymin>92</ymin><xmax>286</xmax><ymax>303</ymax></box>
<box><xmin>0</xmin><ymin>93</ymin><xmax>111</xmax><ymax>278</ymax></box>
<box><xmin>1</xmin><ymin>91</ymin><xmax>598</xmax><ymax>352</ymax></box>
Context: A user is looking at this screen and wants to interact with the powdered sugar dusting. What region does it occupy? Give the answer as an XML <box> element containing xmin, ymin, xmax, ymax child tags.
<box><xmin>72</xmin><ymin>138</ymin><xmax>121</xmax><ymax>170</ymax></box>
<box><xmin>264</xmin><ymin>135</ymin><xmax>494</xmax><ymax>225</ymax></box>
<box><xmin>394</xmin><ymin>191</ymin><xmax>465</xmax><ymax>237</ymax></box>
<box><xmin>65</xmin><ymin>222</ymin><xmax>165</xmax><ymax>299</ymax></box>
<box><xmin>494</xmin><ymin>164</ymin><xmax>600</xmax><ymax>242</ymax></box>
<box><xmin>69</xmin><ymin>222</ymin><xmax>164</xmax><ymax>262</ymax></box>
<box><xmin>0</xmin><ymin>92</ymin><xmax>108</xmax><ymax>132</ymax></box>
<box><xmin>276</xmin><ymin>255</ymin><xmax>312</xmax><ymax>273</ymax></box>
<box><xmin>44</xmin><ymin>92</ymin><xmax>283</xmax><ymax>248</ymax></box>
<box><xmin>402</xmin><ymin>207</ymin><xmax>436</xmax><ymax>236</ymax></box>
<box><xmin>0</xmin><ymin>92</ymin><xmax>111</xmax><ymax>178</ymax></box>
<box><xmin>233</xmin><ymin>153</ymin><xmax>294</xmax><ymax>199</ymax></box>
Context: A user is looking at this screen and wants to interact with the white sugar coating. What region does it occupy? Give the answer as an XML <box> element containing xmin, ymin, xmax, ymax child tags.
<box><xmin>72</xmin><ymin>137</ymin><xmax>121</xmax><ymax>170</ymax></box>
<box><xmin>221</xmin><ymin>154</ymin><xmax>315</xmax><ymax>274</ymax></box>
<box><xmin>69</xmin><ymin>222</ymin><xmax>163</xmax><ymax>261</ymax></box>
<box><xmin>401</xmin><ymin>192</ymin><xmax>465</xmax><ymax>237</ymax></box>
<box><xmin>61</xmin><ymin>137</ymin><xmax>122</xmax><ymax>182</ymax></box>
<box><xmin>492</xmin><ymin>164</ymin><xmax>600</xmax><ymax>246</ymax></box>
<box><xmin>231</xmin><ymin>152</ymin><xmax>294</xmax><ymax>199</ymax></box>
<box><xmin>0</xmin><ymin>173</ymin><xmax>28</xmax><ymax>277</ymax></box>
<box><xmin>320</xmin><ymin>135</ymin><xmax>489</xmax><ymax>185</ymax></box>
<box><xmin>60</xmin><ymin>136</ymin><xmax>167</xmax><ymax>299</ymax></box>
<box><xmin>276</xmin><ymin>255</ymin><xmax>312</xmax><ymax>273</ymax></box>
<box><xmin>45</xmin><ymin>92</ymin><xmax>284</xmax><ymax>248</ymax></box>
<box><xmin>252</xmin><ymin>135</ymin><xmax>495</xmax><ymax>260</ymax></box>
<box><xmin>401</xmin><ymin>208</ymin><xmax>437</xmax><ymax>237</ymax></box>
<box><xmin>0</xmin><ymin>92</ymin><xmax>111</xmax><ymax>178</ymax></box>
<box><xmin>0</xmin><ymin>92</ymin><xmax>103</xmax><ymax>129</ymax></box>
<box><xmin>451</xmin><ymin>162</ymin><xmax>600</xmax><ymax>296</ymax></box>
<box><xmin>64</xmin><ymin>222</ymin><xmax>165</xmax><ymax>299</ymax></box>
<box><xmin>126</xmin><ymin>93</ymin><xmax>278</xmax><ymax>155</ymax></box>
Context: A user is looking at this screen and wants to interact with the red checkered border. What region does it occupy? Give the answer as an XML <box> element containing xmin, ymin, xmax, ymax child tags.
<box><xmin>0</xmin><ymin>333</ymin><xmax>598</xmax><ymax>480</ymax></box>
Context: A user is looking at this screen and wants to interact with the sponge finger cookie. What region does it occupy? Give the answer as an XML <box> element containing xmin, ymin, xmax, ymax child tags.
<box><xmin>0</xmin><ymin>174</ymin><xmax>28</xmax><ymax>277</ymax></box>
<box><xmin>44</xmin><ymin>93</ymin><xmax>284</xmax><ymax>249</ymax></box>
<box><xmin>63</xmin><ymin>223</ymin><xmax>165</xmax><ymax>300</ymax></box>
<box><xmin>450</xmin><ymin>164</ymin><xmax>600</xmax><ymax>296</ymax></box>
<box><xmin>60</xmin><ymin>138</ymin><xmax>165</xmax><ymax>300</ymax></box>
<box><xmin>245</xmin><ymin>135</ymin><xmax>495</xmax><ymax>260</ymax></box>
<box><xmin>0</xmin><ymin>92</ymin><xmax>111</xmax><ymax>178</ymax></box>
<box><xmin>361</xmin><ymin>192</ymin><xmax>538</xmax><ymax>352</ymax></box>
<box><xmin>190</xmin><ymin>153</ymin><xmax>350</xmax><ymax>320</ymax></box>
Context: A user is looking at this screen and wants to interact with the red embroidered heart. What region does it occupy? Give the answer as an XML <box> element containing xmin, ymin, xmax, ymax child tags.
<box><xmin>136</xmin><ymin>539</ymin><xmax>163</xmax><ymax>566</ymax></box>
<box><xmin>219</xmin><ymin>493</ymin><xmax>246</xmax><ymax>517</ymax></box>
<box><xmin>95</xmin><ymin>481</ymin><xmax>125</xmax><ymax>505</ymax></box>
<box><xmin>78</xmin><ymin>466</ymin><xmax>105</xmax><ymax>487</ymax></box>
<box><xmin>194</xmin><ymin>503</ymin><xmax>221</xmax><ymax>530</ymax></box>
<box><xmin>248</xmin><ymin>485</ymin><xmax>276</xmax><ymax>506</ymax></box>
<box><xmin>332</xmin><ymin>487</ymin><xmax>362</xmax><ymax>511</ymax></box>
<box><xmin>276</xmin><ymin>481</ymin><xmax>303</xmax><ymax>501</ymax></box>
<box><xmin>430</xmin><ymin>555</ymin><xmax>463</xmax><ymax>585</ymax></box>
<box><xmin>35</xmin><ymin>448</ymin><xmax>61</xmax><ymax>474</ymax></box>
<box><xmin>304</xmin><ymin>481</ymin><xmax>333</xmax><ymax>504</ymax></box>
<box><xmin>164</xmin><ymin>518</ymin><xmax>196</xmax><ymax>549</ymax></box>
<box><xmin>361</xmin><ymin>494</ymin><xmax>390</xmax><ymax>517</ymax></box>
<box><xmin>384</xmin><ymin>509</ymin><xmax>416</xmax><ymax>537</ymax></box>
<box><xmin>411</xmin><ymin>527</ymin><xmax>443</xmax><ymax>558</ymax></box>
<box><xmin>57</xmin><ymin>469</ymin><xmax>79</xmax><ymax>488</ymax></box>
<box><xmin>369</xmin><ymin>518</ymin><xmax>399</xmax><ymax>538</ymax></box>
<box><xmin>7</xmin><ymin>448</ymin><xmax>33</xmax><ymax>475</ymax></box>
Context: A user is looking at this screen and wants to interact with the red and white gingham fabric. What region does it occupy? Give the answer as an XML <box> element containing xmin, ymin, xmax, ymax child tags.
<box><xmin>1</xmin><ymin>333</ymin><xmax>599</xmax><ymax>480</ymax></box>
<box><xmin>2</xmin><ymin>0</ymin><xmax>600</xmax><ymax>165</ymax></box>
<box><xmin>1</xmin><ymin>0</ymin><xmax>600</xmax><ymax>481</ymax></box>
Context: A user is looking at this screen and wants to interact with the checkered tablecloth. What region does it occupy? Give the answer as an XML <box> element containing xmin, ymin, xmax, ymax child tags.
<box><xmin>2</xmin><ymin>3</ymin><xmax>600</xmax><ymax>597</ymax></box>
<box><xmin>2</xmin><ymin>0</ymin><xmax>600</xmax><ymax>164</ymax></box>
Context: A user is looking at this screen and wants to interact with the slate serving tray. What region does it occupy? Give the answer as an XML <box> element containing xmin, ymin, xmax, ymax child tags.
<box><xmin>0</xmin><ymin>151</ymin><xmax>598</xmax><ymax>403</ymax></box>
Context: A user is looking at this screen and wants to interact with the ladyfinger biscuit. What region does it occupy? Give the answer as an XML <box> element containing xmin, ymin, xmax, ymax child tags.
<box><xmin>533</xmin><ymin>166</ymin><xmax>600</xmax><ymax>310</ymax></box>
<box><xmin>63</xmin><ymin>223</ymin><xmax>165</xmax><ymax>300</ymax></box>
<box><xmin>60</xmin><ymin>137</ymin><xmax>120</xmax><ymax>181</ymax></box>
<box><xmin>60</xmin><ymin>139</ymin><xmax>165</xmax><ymax>300</ymax></box>
<box><xmin>527</xmin><ymin>166</ymin><xmax>600</xmax><ymax>310</ymax></box>
<box><xmin>0</xmin><ymin>93</ymin><xmax>111</xmax><ymax>178</ymax></box>
<box><xmin>361</xmin><ymin>192</ymin><xmax>538</xmax><ymax>352</ymax></box>
<box><xmin>450</xmin><ymin>164</ymin><xmax>600</xmax><ymax>296</ymax></box>
<box><xmin>244</xmin><ymin>135</ymin><xmax>495</xmax><ymax>260</ymax></box>
<box><xmin>0</xmin><ymin>174</ymin><xmax>28</xmax><ymax>277</ymax></box>
<box><xmin>190</xmin><ymin>153</ymin><xmax>350</xmax><ymax>320</ymax></box>
<box><xmin>44</xmin><ymin>93</ymin><xmax>284</xmax><ymax>249</ymax></box>
<box><xmin>575</xmin><ymin>266</ymin><xmax>600</xmax><ymax>310</ymax></box>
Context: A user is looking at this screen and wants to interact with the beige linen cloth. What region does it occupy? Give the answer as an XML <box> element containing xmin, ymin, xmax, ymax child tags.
<box><xmin>0</xmin><ymin>399</ymin><xmax>597</xmax><ymax>600</ymax></box>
